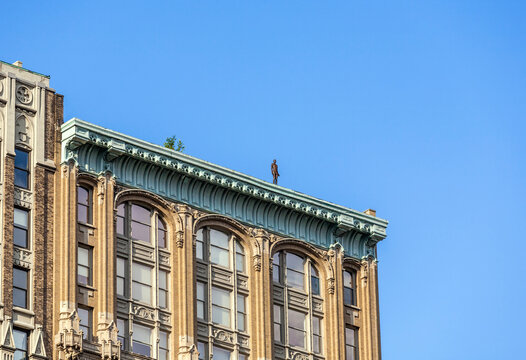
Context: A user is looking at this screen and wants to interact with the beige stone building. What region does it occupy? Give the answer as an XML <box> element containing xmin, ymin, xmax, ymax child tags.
<box><xmin>0</xmin><ymin>62</ymin><xmax>388</xmax><ymax>360</ymax></box>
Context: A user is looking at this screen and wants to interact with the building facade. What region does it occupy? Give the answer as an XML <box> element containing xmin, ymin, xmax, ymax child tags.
<box><xmin>0</xmin><ymin>62</ymin><xmax>388</xmax><ymax>360</ymax></box>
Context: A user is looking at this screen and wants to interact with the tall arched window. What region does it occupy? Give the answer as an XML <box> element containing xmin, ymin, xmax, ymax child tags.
<box><xmin>272</xmin><ymin>251</ymin><xmax>324</xmax><ymax>357</ymax></box>
<box><xmin>195</xmin><ymin>226</ymin><xmax>249</xmax><ymax>360</ymax></box>
<box><xmin>115</xmin><ymin>201</ymin><xmax>171</xmax><ymax>359</ymax></box>
<box><xmin>77</xmin><ymin>186</ymin><xmax>92</xmax><ymax>224</ymax></box>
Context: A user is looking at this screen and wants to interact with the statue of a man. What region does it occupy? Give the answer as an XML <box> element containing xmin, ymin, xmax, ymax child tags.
<box><xmin>271</xmin><ymin>159</ymin><xmax>280</xmax><ymax>185</ymax></box>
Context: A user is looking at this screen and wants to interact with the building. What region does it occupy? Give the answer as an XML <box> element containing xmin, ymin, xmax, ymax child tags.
<box><xmin>0</xmin><ymin>61</ymin><xmax>388</xmax><ymax>360</ymax></box>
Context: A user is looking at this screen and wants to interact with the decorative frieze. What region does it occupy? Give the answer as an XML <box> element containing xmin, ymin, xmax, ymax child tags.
<box><xmin>13</xmin><ymin>248</ymin><xmax>32</xmax><ymax>268</ymax></box>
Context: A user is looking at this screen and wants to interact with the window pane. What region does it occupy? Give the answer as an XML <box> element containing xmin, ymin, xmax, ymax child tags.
<box><xmin>212</xmin><ymin>287</ymin><xmax>230</xmax><ymax>307</ymax></box>
<box><xmin>13</xmin><ymin>268</ymin><xmax>28</xmax><ymax>289</ymax></box>
<box><xmin>14</xmin><ymin>149</ymin><xmax>29</xmax><ymax>169</ymax></box>
<box><xmin>213</xmin><ymin>346</ymin><xmax>231</xmax><ymax>360</ymax></box>
<box><xmin>159</xmin><ymin>270</ymin><xmax>167</xmax><ymax>289</ymax></box>
<box><xmin>14</xmin><ymin>209</ymin><xmax>28</xmax><ymax>227</ymax></box>
<box><xmin>196</xmin><ymin>240</ymin><xmax>203</xmax><ymax>260</ymax></box>
<box><xmin>14</xmin><ymin>169</ymin><xmax>28</xmax><ymax>189</ymax></box>
<box><xmin>345</xmin><ymin>328</ymin><xmax>355</xmax><ymax>346</ymax></box>
<box><xmin>344</xmin><ymin>288</ymin><xmax>353</xmax><ymax>305</ymax></box>
<box><xmin>197</xmin><ymin>342</ymin><xmax>206</xmax><ymax>360</ymax></box>
<box><xmin>158</xmin><ymin>218</ymin><xmax>166</xmax><ymax>248</ymax></box>
<box><xmin>286</xmin><ymin>253</ymin><xmax>304</xmax><ymax>271</ymax></box>
<box><xmin>133</xmin><ymin>324</ymin><xmax>151</xmax><ymax>343</ymax></box>
<box><xmin>210</xmin><ymin>229</ymin><xmax>229</xmax><ymax>249</ymax></box>
<box><xmin>13</xmin><ymin>329</ymin><xmax>28</xmax><ymax>360</ymax></box>
<box><xmin>13</xmin><ymin>228</ymin><xmax>28</xmax><ymax>248</ymax></box>
<box><xmin>133</xmin><ymin>283</ymin><xmax>151</xmax><ymax>304</ymax></box>
<box><xmin>237</xmin><ymin>313</ymin><xmax>245</xmax><ymax>332</ymax></box>
<box><xmin>211</xmin><ymin>247</ymin><xmax>229</xmax><ymax>267</ymax></box>
<box><xmin>132</xmin><ymin>263</ymin><xmax>151</xmax><ymax>283</ymax></box>
<box><xmin>13</xmin><ymin>288</ymin><xmax>27</xmax><ymax>308</ymax></box>
<box><xmin>289</xmin><ymin>328</ymin><xmax>305</xmax><ymax>348</ymax></box>
<box><xmin>274</xmin><ymin>323</ymin><xmax>282</xmax><ymax>342</ymax></box>
<box><xmin>311</xmin><ymin>275</ymin><xmax>320</xmax><ymax>296</ymax></box>
<box><xmin>77</xmin><ymin>204</ymin><xmax>88</xmax><ymax>223</ymax></box>
<box><xmin>78</xmin><ymin>308</ymin><xmax>90</xmax><ymax>328</ymax></box>
<box><xmin>159</xmin><ymin>331</ymin><xmax>168</xmax><ymax>348</ymax></box>
<box><xmin>117</xmin><ymin>258</ymin><xmax>125</xmax><ymax>276</ymax></box>
<box><xmin>133</xmin><ymin>341</ymin><xmax>151</xmax><ymax>357</ymax></box>
<box><xmin>131</xmin><ymin>221</ymin><xmax>150</xmax><ymax>242</ymax></box>
<box><xmin>236</xmin><ymin>253</ymin><xmax>245</xmax><ymax>273</ymax></box>
<box><xmin>346</xmin><ymin>346</ymin><xmax>355</xmax><ymax>360</ymax></box>
<box><xmin>287</xmin><ymin>269</ymin><xmax>304</xmax><ymax>289</ymax></box>
<box><xmin>288</xmin><ymin>309</ymin><xmax>305</xmax><ymax>330</ymax></box>
<box><xmin>116</xmin><ymin>217</ymin><xmax>125</xmax><ymax>235</ymax></box>
<box><xmin>237</xmin><ymin>294</ymin><xmax>245</xmax><ymax>312</ymax></box>
<box><xmin>159</xmin><ymin>290</ymin><xmax>167</xmax><ymax>308</ymax></box>
<box><xmin>131</xmin><ymin>204</ymin><xmax>150</xmax><ymax>223</ymax></box>
<box><xmin>78</xmin><ymin>247</ymin><xmax>89</xmax><ymax>266</ymax></box>
<box><xmin>313</xmin><ymin>336</ymin><xmax>321</xmax><ymax>354</ymax></box>
<box><xmin>117</xmin><ymin>278</ymin><xmax>124</xmax><ymax>295</ymax></box>
<box><xmin>313</xmin><ymin>317</ymin><xmax>320</xmax><ymax>335</ymax></box>
<box><xmin>212</xmin><ymin>307</ymin><xmax>231</xmax><ymax>327</ymax></box>
<box><xmin>117</xmin><ymin>204</ymin><xmax>125</xmax><ymax>216</ymax></box>
<box><xmin>344</xmin><ymin>271</ymin><xmax>352</xmax><ymax>286</ymax></box>
<box><xmin>117</xmin><ymin>319</ymin><xmax>126</xmax><ymax>350</ymax></box>
<box><xmin>78</xmin><ymin>187</ymin><xmax>89</xmax><ymax>205</ymax></box>
<box><xmin>197</xmin><ymin>282</ymin><xmax>205</xmax><ymax>300</ymax></box>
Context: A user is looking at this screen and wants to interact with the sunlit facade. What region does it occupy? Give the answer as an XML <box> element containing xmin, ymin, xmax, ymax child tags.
<box><xmin>0</xmin><ymin>62</ymin><xmax>388</xmax><ymax>360</ymax></box>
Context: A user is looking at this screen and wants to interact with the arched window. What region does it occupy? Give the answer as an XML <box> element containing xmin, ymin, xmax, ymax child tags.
<box><xmin>343</xmin><ymin>270</ymin><xmax>357</xmax><ymax>306</ymax></box>
<box><xmin>195</xmin><ymin>226</ymin><xmax>249</xmax><ymax>359</ymax></box>
<box><xmin>115</xmin><ymin>201</ymin><xmax>171</xmax><ymax>359</ymax></box>
<box><xmin>77</xmin><ymin>186</ymin><xmax>92</xmax><ymax>224</ymax></box>
<box><xmin>272</xmin><ymin>250</ymin><xmax>324</xmax><ymax>356</ymax></box>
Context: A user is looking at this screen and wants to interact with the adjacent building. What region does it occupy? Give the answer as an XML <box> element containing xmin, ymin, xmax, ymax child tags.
<box><xmin>0</xmin><ymin>61</ymin><xmax>388</xmax><ymax>360</ymax></box>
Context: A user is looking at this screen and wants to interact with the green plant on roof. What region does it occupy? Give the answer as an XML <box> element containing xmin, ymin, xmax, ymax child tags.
<box><xmin>164</xmin><ymin>136</ymin><xmax>185</xmax><ymax>152</ymax></box>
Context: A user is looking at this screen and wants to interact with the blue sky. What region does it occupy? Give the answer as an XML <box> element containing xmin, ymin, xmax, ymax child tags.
<box><xmin>3</xmin><ymin>1</ymin><xmax>525</xmax><ymax>359</ymax></box>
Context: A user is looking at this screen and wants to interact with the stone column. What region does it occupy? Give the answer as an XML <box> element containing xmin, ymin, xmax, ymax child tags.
<box><xmin>2</xmin><ymin>154</ymin><xmax>14</xmax><ymax>316</ymax></box>
<box><xmin>250</xmin><ymin>229</ymin><xmax>272</xmax><ymax>360</ymax></box>
<box><xmin>175</xmin><ymin>205</ymin><xmax>198</xmax><ymax>360</ymax></box>
<box><xmin>96</xmin><ymin>171</ymin><xmax>120</xmax><ymax>359</ymax></box>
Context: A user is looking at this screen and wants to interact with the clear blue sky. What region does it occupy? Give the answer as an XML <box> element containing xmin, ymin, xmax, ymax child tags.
<box><xmin>3</xmin><ymin>1</ymin><xmax>525</xmax><ymax>359</ymax></box>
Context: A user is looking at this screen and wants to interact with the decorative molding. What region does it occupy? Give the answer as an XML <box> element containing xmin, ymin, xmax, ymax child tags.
<box><xmin>13</xmin><ymin>248</ymin><xmax>32</xmax><ymax>268</ymax></box>
<box><xmin>212</xmin><ymin>329</ymin><xmax>234</xmax><ymax>344</ymax></box>
<box><xmin>14</xmin><ymin>188</ymin><xmax>32</xmax><ymax>208</ymax></box>
<box><xmin>132</xmin><ymin>305</ymin><xmax>155</xmax><ymax>321</ymax></box>
<box><xmin>32</xmin><ymin>325</ymin><xmax>47</xmax><ymax>357</ymax></box>
<box><xmin>176</xmin><ymin>230</ymin><xmax>184</xmax><ymax>248</ymax></box>
<box><xmin>62</xmin><ymin>119</ymin><xmax>388</xmax><ymax>258</ymax></box>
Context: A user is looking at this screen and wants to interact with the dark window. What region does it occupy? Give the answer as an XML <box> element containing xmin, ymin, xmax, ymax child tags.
<box><xmin>311</xmin><ymin>264</ymin><xmax>320</xmax><ymax>296</ymax></box>
<box><xmin>273</xmin><ymin>252</ymin><xmax>281</xmax><ymax>284</ymax></box>
<box><xmin>13</xmin><ymin>328</ymin><xmax>29</xmax><ymax>360</ymax></box>
<box><xmin>14</xmin><ymin>208</ymin><xmax>29</xmax><ymax>248</ymax></box>
<box><xmin>116</xmin><ymin>204</ymin><xmax>125</xmax><ymax>235</ymax></box>
<box><xmin>273</xmin><ymin>304</ymin><xmax>283</xmax><ymax>343</ymax></box>
<box><xmin>77</xmin><ymin>186</ymin><xmax>92</xmax><ymax>224</ymax></box>
<box><xmin>13</xmin><ymin>267</ymin><xmax>29</xmax><ymax>309</ymax></box>
<box><xmin>344</xmin><ymin>270</ymin><xmax>356</xmax><ymax>306</ymax></box>
<box><xmin>312</xmin><ymin>316</ymin><xmax>322</xmax><ymax>354</ymax></box>
<box><xmin>14</xmin><ymin>148</ymin><xmax>30</xmax><ymax>189</ymax></box>
<box><xmin>286</xmin><ymin>253</ymin><xmax>305</xmax><ymax>290</ymax></box>
<box><xmin>345</xmin><ymin>327</ymin><xmax>358</xmax><ymax>360</ymax></box>
<box><xmin>78</xmin><ymin>306</ymin><xmax>92</xmax><ymax>340</ymax></box>
<box><xmin>157</xmin><ymin>218</ymin><xmax>167</xmax><ymax>248</ymax></box>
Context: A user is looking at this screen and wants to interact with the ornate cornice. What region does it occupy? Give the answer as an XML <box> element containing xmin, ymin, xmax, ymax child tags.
<box><xmin>61</xmin><ymin>118</ymin><xmax>388</xmax><ymax>258</ymax></box>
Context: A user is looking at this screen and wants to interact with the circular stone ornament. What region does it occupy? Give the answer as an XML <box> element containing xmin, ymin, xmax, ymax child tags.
<box><xmin>16</xmin><ymin>86</ymin><xmax>32</xmax><ymax>104</ymax></box>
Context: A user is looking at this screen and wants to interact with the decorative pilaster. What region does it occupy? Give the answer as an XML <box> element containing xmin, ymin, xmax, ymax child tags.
<box><xmin>324</xmin><ymin>243</ymin><xmax>343</xmax><ymax>360</ymax></box>
<box><xmin>54</xmin><ymin>161</ymin><xmax>82</xmax><ymax>359</ymax></box>
<box><xmin>358</xmin><ymin>255</ymin><xmax>381</xmax><ymax>360</ymax></box>
<box><xmin>250</xmin><ymin>228</ymin><xmax>272</xmax><ymax>360</ymax></box>
<box><xmin>176</xmin><ymin>205</ymin><xmax>198</xmax><ymax>360</ymax></box>
<box><xmin>96</xmin><ymin>171</ymin><xmax>120</xmax><ymax>358</ymax></box>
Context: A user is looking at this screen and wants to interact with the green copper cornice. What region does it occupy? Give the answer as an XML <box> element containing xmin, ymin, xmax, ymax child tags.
<box><xmin>61</xmin><ymin>118</ymin><xmax>388</xmax><ymax>258</ymax></box>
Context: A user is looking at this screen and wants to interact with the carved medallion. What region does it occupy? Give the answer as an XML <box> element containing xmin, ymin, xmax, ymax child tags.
<box><xmin>16</xmin><ymin>85</ymin><xmax>32</xmax><ymax>104</ymax></box>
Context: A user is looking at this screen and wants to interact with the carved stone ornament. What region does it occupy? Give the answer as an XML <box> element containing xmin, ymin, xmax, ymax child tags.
<box><xmin>15</xmin><ymin>115</ymin><xmax>31</xmax><ymax>146</ymax></box>
<box><xmin>289</xmin><ymin>350</ymin><xmax>309</xmax><ymax>360</ymax></box>
<box><xmin>213</xmin><ymin>329</ymin><xmax>234</xmax><ymax>344</ymax></box>
<box><xmin>176</xmin><ymin>230</ymin><xmax>184</xmax><ymax>248</ymax></box>
<box><xmin>253</xmin><ymin>254</ymin><xmax>262</xmax><ymax>272</ymax></box>
<box><xmin>13</xmin><ymin>247</ymin><xmax>32</xmax><ymax>268</ymax></box>
<box><xmin>98</xmin><ymin>321</ymin><xmax>120</xmax><ymax>360</ymax></box>
<box><xmin>132</xmin><ymin>305</ymin><xmax>155</xmax><ymax>321</ymax></box>
<box><xmin>55</xmin><ymin>310</ymin><xmax>83</xmax><ymax>359</ymax></box>
<box><xmin>16</xmin><ymin>85</ymin><xmax>32</xmax><ymax>104</ymax></box>
<box><xmin>14</xmin><ymin>188</ymin><xmax>32</xmax><ymax>208</ymax></box>
<box><xmin>32</xmin><ymin>325</ymin><xmax>47</xmax><ymax>357</ymax></box>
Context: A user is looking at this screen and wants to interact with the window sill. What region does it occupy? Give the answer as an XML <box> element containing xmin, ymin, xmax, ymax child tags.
<box><xmin>77</xmin><ymin>221</ymin><xmax>96</xmax><ymax>229</ymax></box>
<box><xmin>78</xmin><ymin>283</ymin><xmax>97</xmax><ymax>292</ymax></box>
<box><xmin>13</xmin><ymin>306</ymin><xmax>34</xmax><ymax>316</ymax></box>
